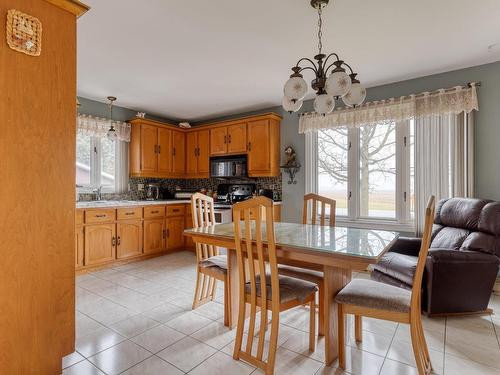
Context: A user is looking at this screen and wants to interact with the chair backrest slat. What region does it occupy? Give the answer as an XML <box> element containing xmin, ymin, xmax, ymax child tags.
<box><xmin>410</xmin><ymin>196</ymin><xmax>436</xmax><ymax>309</ymax></box>
<box><xmin>303</xmin><ymin>193</ymin><xmax>336</xmax><ymax>227</ymax></box>
<box><xmin>191</xmin><ymin>193</ymin><xmax>218</xmax><ymax>262</ymax></box>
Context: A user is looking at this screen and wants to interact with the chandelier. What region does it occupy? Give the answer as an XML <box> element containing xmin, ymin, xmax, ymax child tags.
<box><xmin>106</xmin><ymin>96</ymin><xmax>117</xmax><ymax>140</ymax></box>
<box><xmin>282</xmin><ymin>0</ymin><xmax>366</xmax><ymax>115</ymax></box>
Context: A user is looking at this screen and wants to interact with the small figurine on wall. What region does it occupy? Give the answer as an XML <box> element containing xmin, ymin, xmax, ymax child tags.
<box><xmin>281</xmin><ymin>146</ymin><xmax>301</xmax><ymax>184</ymax></box>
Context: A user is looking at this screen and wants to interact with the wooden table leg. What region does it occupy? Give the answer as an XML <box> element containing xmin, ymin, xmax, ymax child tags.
<box><xmin>323</xmin><ymin>266</ymin><xmax>351</xmax><ymax>366</ymax></box>
<box><xmin>227</xmin><ymin>249</ymin><xmax>240</xmax><ymax>329</ymax></box>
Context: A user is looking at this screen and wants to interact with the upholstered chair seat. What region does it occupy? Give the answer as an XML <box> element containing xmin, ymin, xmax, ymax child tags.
<box><xmin>335</xmin><ymin>278</ymin><xmax>411</xmax><ymax>313</ymax></box>
<box><xmin>200</xmin><ymin>254</ymin><xmax>228</xmax><ymax>271</ymax></box>
<box><xmin>245</xmin><ymin>273</ymin><xmax>318</xmax><ymax>304</ymax></box>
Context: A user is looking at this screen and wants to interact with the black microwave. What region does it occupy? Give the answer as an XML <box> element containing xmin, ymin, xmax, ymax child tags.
<box><xmin>210</xmin><ymin>156</ymin><xmax>247</xmax><ymax>178</ymax></box>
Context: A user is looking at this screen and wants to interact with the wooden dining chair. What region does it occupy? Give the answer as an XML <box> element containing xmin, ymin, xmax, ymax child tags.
<box><xmin>191</xmin><ymin>193</ymin><xmax>231</xmax><ymax>326</ymax></box>
<box><xmin>232</xmin><ymin>196</ymin><xmax>318</xmax><ymax>375</ymax></box>
<box><xmin>277</xmin><ymin>193</ymin><xmax>336</xmax><ymax>336</ymax></box>
<box><xmin>336</xmin><ymin>196</ymin><xmax>436</xmax><ymax>375</ymax></box>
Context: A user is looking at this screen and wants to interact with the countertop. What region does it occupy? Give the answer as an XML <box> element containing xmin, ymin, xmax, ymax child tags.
<box><xmin>76</xmin><ymin>199</ymin><xmax>282</xmax><ymax>209</ymax></box>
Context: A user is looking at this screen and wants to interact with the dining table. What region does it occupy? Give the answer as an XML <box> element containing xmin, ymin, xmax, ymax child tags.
<box><xmin>184</xmin><ymin>221</ymin><xmax>398</xmax><ymax>365</ymax></box>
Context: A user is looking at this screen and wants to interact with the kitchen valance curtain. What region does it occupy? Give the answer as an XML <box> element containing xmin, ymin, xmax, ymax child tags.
<box><xmin>298</xmin><ymin>83</ymin><xmax>479</xmax><ymax>133</ymax></box>
<box><xmin>77</xmin><ymin>113</ymin><xmax>131</xmax><ymax>142</ymax></box>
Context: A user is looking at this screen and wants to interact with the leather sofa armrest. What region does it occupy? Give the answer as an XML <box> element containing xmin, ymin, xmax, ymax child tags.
<box><xmin>428</xmin><ymin>249</ymin><xmax>500</xmax><ymax>264</ymax></box>
<box><xmin>388</xmin><ymin>237</ymin><xmax>422</xmax><ymax>256</ymax></box>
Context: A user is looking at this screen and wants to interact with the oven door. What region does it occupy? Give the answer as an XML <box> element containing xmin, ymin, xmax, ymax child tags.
<box><xmin>213</xmin><ymin>207</ymin><xmax>233</xmax><ymax>223</ymax></box>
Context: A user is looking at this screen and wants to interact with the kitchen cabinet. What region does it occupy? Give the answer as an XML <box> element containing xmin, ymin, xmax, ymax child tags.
<box><xmin>166</xmin><ymin>216</ymin><xmax>185</xmax><ymax>250</ymax></box>
<box><xmin>75</xmin><ymin>225</ymin><xmax>84</xmax><ymax>269</ymax></box>
<box><xmin>227</xmin><ymin>123</ymin><xmax>247</xmax><ymax>154</ymax></box>
<box><xmin>129</xmin><ymin>119</ymin><xmax>186</xmax><ymax>178</ymax></box>
<box><xmin>143</xmin><ymin>218</ymin><xmax>165</xmax><ymax>254</ymax></box>
<box><xmin>157</xmin><ymin>127</ymin><xmax>172</xmax><ymax>173</ymax></box>
<box><xmin>172</xmin><ymin>130</ymin><xmax>186</xmax><ymax>174</ymax></box>
<box><xmin>210</xmin><ymin>127</ymin><xmax>228</xmax><ymax>156</ymax></box>
<box><xmin>84</xmin><ymin>223</ymin><xmax>116</xmax><ymax>266</ymax></box>
<box><xmin>117</xmin><ymin>220</ymin><xmax>143</xmax><ymax>259</ymax></box>
<box><xmin>186</xmin><ymin>129</ymin><xmax>210</xmax><ymax>177</ymax></box>
<box><xmin>210</xmin><ymin>123</ymin><xmax>247</xmax><ymax>156</ymax></box>
<box><xmin>247</xmin><ymin>118</ymin><xmax>281</xmax><ymax>177</ymax></box>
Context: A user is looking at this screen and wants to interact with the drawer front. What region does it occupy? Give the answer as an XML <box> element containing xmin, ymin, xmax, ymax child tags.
<box><xmin>117</xmin><ymin>207</ymin><xmax>143</xmax><ymax>220</ymax></box>
<box><xmin>76</xmin><ymin>209</ymin><xmax>84</xmax><ymax>225</ymax></box>
<box><xmin>166</xmin><ymin>205</ymin><xmax>185</xmax><ymax>217</ymax></box>
<box><xmin>144</xmin><ymin>205</ymin><xmax>166</xmax><ymax>218</ymax></box>
<box><xmin>85</xmin><ymin>209</ymin><xmax>116</xmax><ymax>224</ymax></box>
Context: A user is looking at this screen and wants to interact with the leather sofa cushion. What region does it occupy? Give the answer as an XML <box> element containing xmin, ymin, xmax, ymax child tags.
<box><xmin>434</xmin><ymin>198</ymin><xmax>490</xmax><ymax>230</ymax></box>
<box><xmin>370</xmin><ymin>252</ymin><xmax>417</xmax><ymax>286</ymax></box>
<box><xmin>460</xmin><ymin>232</ymin><xmax>500</xmax><ymax>258</ymax></box>
<box><xmin>478</xmin><ymin>202</ymin><xmax>500</xmax><ymax>236</ymax></box>
<box><xmin>431</xmin><ymin>227</ymin><xmax>470</xmax><ymax>250</ymax></box>
<box><xmin>429</xmin><ymin>248</ymin><xmax>500</xmax><ymax>264</ymax></box>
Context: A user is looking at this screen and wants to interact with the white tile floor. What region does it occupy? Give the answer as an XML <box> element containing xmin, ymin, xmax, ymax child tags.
<box><xmin>64</xmin><ymin>251</ymin><xmax>500</xmax><ymax>375</ymax></box>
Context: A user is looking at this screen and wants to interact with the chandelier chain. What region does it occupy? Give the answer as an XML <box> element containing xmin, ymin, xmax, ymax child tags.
<box><xmin>317</xmin><ymin>7</ymin><xmax>323</xmax><ymax>55</ymax></box>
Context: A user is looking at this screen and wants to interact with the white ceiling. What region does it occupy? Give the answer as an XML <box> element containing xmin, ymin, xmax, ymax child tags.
<box><xmin>77</xmin><ymin>0</ymin><xmax>500</xmax><ymax>121</ymax></box>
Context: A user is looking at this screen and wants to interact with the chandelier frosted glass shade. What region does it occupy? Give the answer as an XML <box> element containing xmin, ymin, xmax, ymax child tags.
<box><xmin>342</xmin><ymin>82</ymin><xmax>367</xmax><ymax>107</ymax></box>
<box><xmin>282</xmin><ymin>96</ymin><xmax>303</xmax><ymax>113</ymax></box>
<box><xmin>283</xmin><ymin>76</ymin><xmax>308</xmax><ymax>102</ymax></box>
<box><xmin>107</xmin><ymin>125</ymin><xmax>117</xmax><ymax>140</ymax></box>
<box><xmin>313</xmin><ymin>94</ymin><xmax>335</xmax><ymax>115</ymax></box>
<box><xmin>326</xmin><ymin>70</ymin><xmax>352</xmax><ymax>98</ymax></box>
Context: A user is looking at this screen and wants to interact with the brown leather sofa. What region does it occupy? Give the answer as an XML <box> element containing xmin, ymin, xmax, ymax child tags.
<box><xmin>371</xmin><ymin>198</ymin><xmax>500</xmax><ymax>315</ymax></box>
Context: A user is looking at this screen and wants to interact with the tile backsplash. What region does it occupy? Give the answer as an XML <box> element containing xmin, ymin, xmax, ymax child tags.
<box><xmin>78</xmin><ymin>175</ymin><xmax>282</xmax><ymax>202</ymax></box>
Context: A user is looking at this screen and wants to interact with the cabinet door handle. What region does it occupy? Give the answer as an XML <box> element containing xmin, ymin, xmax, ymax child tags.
<box><xmin>154</xmin><ymin>145</ymin><xmax>158</xmax><ymax>153</ymax></box>
<box><xmin>228</xmin><ymin>134</ymin><xmax>231</xmax><ymax>143</ymax></box>
<box><xmin>95</xmin><ymin>214</ymin><xmax>106</xmax><ymax>218</ymax></box>
<box><xmin>125</xmin><ymin>212</ymin><xmax>134</xmax><ymax>216</ymax></box>
<box><xmin>158</xmin><ymin>145</ymin><xmax>161</xmax><ymax>153</ymax></box>
<box><xmin>172</xmin><ymin>209</ymin><xmax>180</xmax><ymax>212</ymax></box>
<box><xmin>173</xmin><ymin>147</ymin><xmax>176</xmax><ymax>156</ymax></box>
<box><xmin>162</xmin><ymin>229</ymin><xmax>166</xmax><ymax>239</ymax></box>
<box><xmin>248</xmin><ymin>142</ymin><xmax>252</xmax><ymax>151</ymax></box>
<box><xmin>151</xmin><ymin>210</ymin><xmax>159</xmax><ymax>214</ymax></box>
<box><xmin>112</xmin><ymin>236</ymin><xmax>116</xmax><ymax>246</ymax></box>
<box><xmin>194</xmin><ymin>147</ymin><xmax>197</xmax><ymax>156</ymax></box>
<box><xmin>117</xmin><ymin>236</ymin><xmax>121</xmax><ymax>245</ymax></box>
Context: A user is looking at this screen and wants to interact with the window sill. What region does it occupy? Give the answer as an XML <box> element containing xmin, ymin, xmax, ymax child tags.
<box><xmin>335</xmin><ymin>218</ymin><xmax>415</xmax><ymax>234</ymax></box>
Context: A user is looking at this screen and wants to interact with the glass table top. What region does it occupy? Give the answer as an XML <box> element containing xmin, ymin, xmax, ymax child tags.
<box><xmin>184</xmin><ymin>222</ymin><xmax>399</xmax><ymax>260</ymax></box>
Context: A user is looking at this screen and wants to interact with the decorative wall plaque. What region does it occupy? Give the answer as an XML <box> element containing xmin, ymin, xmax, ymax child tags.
<box><xmin>6</xmin><ymin>9</ymin><xmax>42</xmax><ymax>56</ymax></box>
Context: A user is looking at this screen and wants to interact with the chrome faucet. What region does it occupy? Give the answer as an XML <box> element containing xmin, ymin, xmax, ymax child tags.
<box><xmin>93</xmin><ymin>185</ymin><xmax>104</xmax><ymax>201</ymax></box>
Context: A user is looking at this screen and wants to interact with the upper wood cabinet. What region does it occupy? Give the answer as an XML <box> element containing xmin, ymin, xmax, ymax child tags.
<box><xmin>186</xmin><ymin>129</ymin><xmax>210</xmax><ymax>177</ymax></box>
<box><xmin>210</xmin><ymin>127</ymin><xmax>228</xmax><ymax>156</ymax></box>
<box><xmin>247</xmin><ymin>118</ymin><xmax>281</xmax><ymax>177</ymax></box>
<box><xmin>130</xmin><ymin>119</ymin><xmax>185</xmax><ymax>178</ymax></box>
<box><xmin>210</xmin><ymin>123</ymin><xmax>248</xmax><ymax>156</ymax></box>
<box><xmin>227</xmin><ymin>123</ymin><xmax>247</xmax><ymax>154</ymax></box>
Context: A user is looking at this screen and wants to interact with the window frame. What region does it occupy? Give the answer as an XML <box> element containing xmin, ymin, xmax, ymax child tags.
<box><xmin>306</xmin><ymin>119</ymin><xmax>414</xmax><ymax>232</ymax></box>
<box><xmin>76</xmin><ymin>135</ymin><xmax>117</xmax><ymax>194</ymax></box>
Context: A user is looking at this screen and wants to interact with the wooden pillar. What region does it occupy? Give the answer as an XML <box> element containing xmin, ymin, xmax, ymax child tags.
<box><xmin>0</xmin><ymin>1</ymin><xmax>88</xmax><ymax>374</ymax></box>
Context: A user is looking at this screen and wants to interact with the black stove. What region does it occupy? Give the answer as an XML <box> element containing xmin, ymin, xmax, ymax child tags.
<box><xmin>215</xmin><ymin>183</ymin><xmax>256</xmax><ymax>206</ymax></box>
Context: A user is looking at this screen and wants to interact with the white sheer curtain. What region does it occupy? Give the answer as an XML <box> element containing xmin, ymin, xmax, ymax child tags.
<box><xmin>413</xmin><ymin>112</ymin><xmax>475</xmax><ymax>233</ymax></box>
<box><xmin>115</xmin><ymin>141</ymin><xmax>129</xmax><ymax>194</ymax></box>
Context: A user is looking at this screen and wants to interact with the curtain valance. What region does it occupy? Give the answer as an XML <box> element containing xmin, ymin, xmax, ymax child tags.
<box><xmin>77</xmin><ymin>114</ymin><xmax>131</xmax><ymax>142</ymax></box>
<box><xmin>298</xmin><ymin>83</ymin><xmax>479</xmax><ymax>134</ymax></box>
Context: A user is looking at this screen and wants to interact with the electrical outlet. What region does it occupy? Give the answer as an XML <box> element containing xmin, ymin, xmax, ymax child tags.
<box><xmin>138</xmin><ymin>183</ymin><xmax>144</xmax><ymax>191</ymax></box>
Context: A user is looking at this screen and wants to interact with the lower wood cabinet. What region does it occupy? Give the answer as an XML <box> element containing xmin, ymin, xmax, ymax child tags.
<box><xmin>117</xmin><ymin>220</ymin><xmax>143</xmax><ymax>259</ymax></box>
<box><xmin>166</xmin><ymin>216</ymin><xmax>185</xmax><ymax>250</ymax></box>
<box><xmin>143</xmin><ymin>218</ymin><xmax>165</xmax><ymax>254</ymax></box>
<box><xmin>75</xmin><ymin>225</ymin><xmax>84</xmax><ymax>269</ymax></box>
<box><xmin>84</xmin><ymin>223</ymin><xmax>116</xmax><ymax>266</ymax></box>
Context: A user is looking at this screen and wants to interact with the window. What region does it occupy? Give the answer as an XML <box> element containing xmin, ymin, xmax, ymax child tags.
<box><xmin>76</xmin><ymin>133</ymin><xmax>118</xmax><ymax>192</ymax></box>
<box><xmin>308</xmin><ymin>120</ymin><xmax>414</xmax><ymax>230</ymax></box>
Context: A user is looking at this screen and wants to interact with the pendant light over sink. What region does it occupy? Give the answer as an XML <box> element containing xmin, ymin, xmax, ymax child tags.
<box><xmin>106</xmin><ymin>96</ymin><xmax>117</xmax><ymax>140</ymax></box>
<box><xmin>282</xmin><ymin>0</ymin><xmax>366</xmax><ymax>115</ymax></box>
